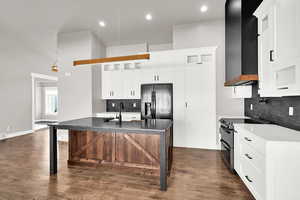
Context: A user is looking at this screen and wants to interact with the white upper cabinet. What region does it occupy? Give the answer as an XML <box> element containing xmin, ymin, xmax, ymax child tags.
<box><xmin>101</xmin><ymin>47</ymin><xmax>217</xmax><ymax>100</ymax></box>
<box><xmin>123</xmin><ymin>67</ymin><xmax>141</xmax><ymax>99</ymax></box>
<box><xmin>255</xmin><ymin>0</ymin><xmax>300</xmax><ymax>96</ymax></box>
<box><xmin>231</xmin><ymin>86</ymin><xmax>252</xmax><ymax>98</ymax></box>
<box><xmin>102</xmin><ymin>63</ymin><xmax>124</xmax><ymax>99</ymax></box>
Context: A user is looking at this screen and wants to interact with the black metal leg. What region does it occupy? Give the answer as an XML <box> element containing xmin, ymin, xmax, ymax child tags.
<box><xmin>160</xmin><ymin>132</ymin><xmax>167</xmax><ymax>191</ymax></box>
<box><xmin>50</xmin><ymin>126</ymin><xmax>57</xmax><ymax>175</ymax></box>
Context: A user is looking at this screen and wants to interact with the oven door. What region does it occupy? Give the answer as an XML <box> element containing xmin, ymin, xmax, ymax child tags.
<box><xmin>220</xmin><ymin>139</ymin><xmax>234</xmax><ymax>172</ymax></box>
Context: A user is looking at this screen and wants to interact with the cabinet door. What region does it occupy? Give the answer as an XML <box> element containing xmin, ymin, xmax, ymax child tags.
<box><xmin>123</xmin><ymin>70</ymin><xmax>141</xmax><ymax>99</ymax></box>
<box><xmin>102</xmin><ymin>70</ymin><xmax>124</xmax><ymax>99</ymax></box>
<box><xmin>139</xmin><ymin>68</ymin><xmax>157</xmax><ymax>84</ymax></box>
<box><xmin>102</xmin><ymin>70</ymin><xmax>113</xmax><ymax>99</ymax></box>
<box><xmin>257</xmin><ymin>5</ymin><xmax>277</xmax><ymax>97</ymax></box>
<box><xmin>184</xmin><ymin>63</ymin><xmax>216</xmax><ymax>149</ymax></box>
<box><xmin>110</xmin><ymin>71</ymin><xmax>123</xmax><ymax>99</ymax></box>
<box><xmin>172</xmin><ymin>68</ymin><xmax>186</xmax><ymax>147</ymax></box>
<box><xmin>276</xmin><ymin>0</ymin><xmax>300</xmax><ymax>70</ymax></box>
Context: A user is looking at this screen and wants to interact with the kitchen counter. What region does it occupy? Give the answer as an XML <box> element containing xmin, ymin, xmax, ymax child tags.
<box><xmin>48</xmin><ymin>117</ymin><xmax>173</xmax><ymax>191</ymax></box>
<box><xmin>234</xmin><ymin>123</ymin><xmax>300</xmax><ymax>142</ymax></box>
<box><xmin>49</xmin><ymin>117</ymin><xmax>172</xmax><ymax>134</ymax></box>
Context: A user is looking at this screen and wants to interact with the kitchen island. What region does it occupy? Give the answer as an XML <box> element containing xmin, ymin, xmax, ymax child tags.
<box><xmin>48</xmin><ymin>117</ymin><xmax>173</xmax><ymax>191</ymax></box>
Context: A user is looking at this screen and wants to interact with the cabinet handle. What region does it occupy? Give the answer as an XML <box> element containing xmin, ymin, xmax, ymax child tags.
<box><xmin>185</xmin><ymin>102</ymin><xmax>188</xmax><ymax>108</ymax></box>
<box><xmin>133</xmin><ymin>90</ymin><xmax>135</xmax><ymax>96</ymax></box>
<box><xmin>244</xmin><ymin>137</ymin><xmax>252</xmax><ymax>142</ymax></box>
<box><xmin>154</xmin><ymin>75</ymin><xmax>156</xmax><ymax>81</ymax></box>
<box><xmin>157</xmin><ymin>75</ymin><xmax>159</xmax><ymax>81</ymax></box>
<box><xmin>245</xmin><ymin>154</ymin><xmax>253</xmax><ymax>160</ymax></box>
<box><xmin>112</xmin><ymin>91</ymin><xmax>114</xmax><ymax>96</ymax></box>
<box><xmin>245</xmin><ymin>176</ymin><xmax>253</xmax><ymax>183</ymax></box>
<box><xmin>270</xmin><ymin>50</ymin><xmax>274</xmax><ymax>62</ymax></box>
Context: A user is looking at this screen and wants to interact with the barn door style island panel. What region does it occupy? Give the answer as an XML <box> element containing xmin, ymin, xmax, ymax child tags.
<box><xmin>48</xmin><ymin>117</ymin><xmax>173</xmax><ymax>191</ymax></box>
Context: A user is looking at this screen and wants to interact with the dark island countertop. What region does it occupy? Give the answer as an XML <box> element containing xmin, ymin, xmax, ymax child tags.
<box><xmin>48</xmin><ymin>117</ymin><xmax>173</xmax><ymax>134</ymax></box>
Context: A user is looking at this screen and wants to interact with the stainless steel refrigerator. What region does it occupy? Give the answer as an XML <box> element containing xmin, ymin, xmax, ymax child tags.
<box><xmin>141</xmin><ymin>84</ymin><xmax>173</xmax><ymax>120</ymax></box>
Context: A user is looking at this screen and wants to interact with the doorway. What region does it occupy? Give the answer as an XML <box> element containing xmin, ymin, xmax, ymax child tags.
<box><xmin>31</xmin><ymin>73</ymin><xmax>58</xmax><ymax>131</ymax></box>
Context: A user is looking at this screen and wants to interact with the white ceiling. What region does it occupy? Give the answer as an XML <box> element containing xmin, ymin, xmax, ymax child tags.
<box><xmin>0</xmin><ymin>0</ymin><xmax>225</xmax><ymax>46</ymax></box>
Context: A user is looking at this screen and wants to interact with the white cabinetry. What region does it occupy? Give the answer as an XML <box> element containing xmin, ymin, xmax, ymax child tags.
<box><xmin>102</xmin><ymin>63</ymin><xmax>123</xmax><ymax>99</ymax></box>
<box><xmin>231</xmin><ymin>86</ymin><xmax>252</xmax><ymax>98</ymax></box>
<box><xmin>123</xmin><ymin>68</ymin><xmax>141</xmax><ymax>99</ymax></box>
<box><xmin>235</xmin><ymin>124</ymin><xmax>300</xmax><ymax>200</ymax></box>
<box><xmin>101</xmin><ymin>62</ymin><xmax>143</xmax><ymax>99</ymax></box>
<box><xmin>255</xmin><ymin>0</ymin><xmax>300</xmax><ymax>96</ymax></box>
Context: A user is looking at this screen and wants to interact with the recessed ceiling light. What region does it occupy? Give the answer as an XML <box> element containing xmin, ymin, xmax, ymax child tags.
<box><xmin>145</xmin><ymin>13</ymin><xmax>153</xmax><ymax>21</ymax></box>
<box><xmin>200</xmin><ymin>5</ymin><xmax>208</xmax><ymax>13</ymax></box>
<box><xmin>99</xmin><ymin>21</ymin><xmax>106</xmax><ymax>27</ymax></box>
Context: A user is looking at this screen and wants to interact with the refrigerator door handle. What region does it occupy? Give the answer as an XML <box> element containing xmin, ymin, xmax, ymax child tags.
<box><xmin>151</xmin><ymin>90</ymin><xmax>156</xmax><ymax>118</ymax></box>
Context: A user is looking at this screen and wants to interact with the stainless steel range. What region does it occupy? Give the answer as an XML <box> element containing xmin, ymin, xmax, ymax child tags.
<box><xmin>219</xmin><ymin>118</ymin><xmax>273</xmax><ymax>173</ymax></box>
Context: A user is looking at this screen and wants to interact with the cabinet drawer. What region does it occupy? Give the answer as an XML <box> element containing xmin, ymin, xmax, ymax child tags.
<box><xmin>241</xmin><ymin>156</ymin><xmax>266</xmax><ymax>200</ymax></box>
<box><xmin>239</xmin><ymin>129</ymin><xmax>266</xmax><ymax>155</ymax></box>
<box><xmin>241</xmin><ymin>141</ymin><xmax>265</xmax><ymax>173</ymax></box>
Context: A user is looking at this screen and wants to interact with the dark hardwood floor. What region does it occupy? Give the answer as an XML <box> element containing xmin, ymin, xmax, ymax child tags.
<box><xmin>0</xmin><ymin>129</ymin><xmax>254</xmax><ymax>200</ymax></box>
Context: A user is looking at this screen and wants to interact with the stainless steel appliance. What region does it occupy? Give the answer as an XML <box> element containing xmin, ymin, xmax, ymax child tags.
<box><xmin>219</xmin><ymin>118</ymin><xmax>274</xmax><ymax>173</ymax></box>
<box><xmin>141</xmin><ymin>84</ymin><xmax>173</xmax><ymax>120</ymax></box>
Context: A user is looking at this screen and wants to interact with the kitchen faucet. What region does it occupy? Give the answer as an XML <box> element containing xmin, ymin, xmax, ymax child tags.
<box><xmin>118</xmin><ymin>102</ymin><xmax>124</xmax><ymax>123</ymax></box>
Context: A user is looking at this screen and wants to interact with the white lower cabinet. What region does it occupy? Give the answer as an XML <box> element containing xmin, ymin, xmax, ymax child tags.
<box><xmin>235</xmin><ymin>125</ymin><xmax>300</xmax><ymax>200</ymax></box>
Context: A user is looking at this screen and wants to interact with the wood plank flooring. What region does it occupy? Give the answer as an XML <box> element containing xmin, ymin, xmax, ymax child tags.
<box><xmin>0</xmin><ymin>129</ymin><xmax>254</xmax><ymax>200</ymax></box>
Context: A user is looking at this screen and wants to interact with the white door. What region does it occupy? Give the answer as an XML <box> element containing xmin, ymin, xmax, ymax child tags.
<box><xmin>184</xmin><ymin>62</ymin><xmax>216</xmax><ymax>149</ymax></box>
<box><xmin>172</xmin><ymin>67</ymin><xmax>186</xmax><ymax>147</ymax></box>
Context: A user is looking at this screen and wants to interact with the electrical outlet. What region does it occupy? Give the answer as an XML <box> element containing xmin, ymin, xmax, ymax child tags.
<box><xmin>289</xmin><ymin>107</ymin><xmax>294</xmax><ymax>116</ymax></box>
<box><xmin>132</xmin><ymin>103</ymin><xmax>137</xmax><ymax>108</ymax></box>
<box><xmin>112</xmin><ymin>103</ymin><xmax>115</xmax><ymax>107</ymax></box>
<box><xmin>250</xmin><ymin>104</ymin><xmax>253</xmax><ymax>111</ymax></box>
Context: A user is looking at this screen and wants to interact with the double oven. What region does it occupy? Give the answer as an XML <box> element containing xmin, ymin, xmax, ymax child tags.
<box><xmin>219</xmin><ymin>119</ymin><xmax>235</xmax><ymax>172</ymax></box>
<box><xmin>219</xmin><ymin>118</ymin><xmax>273</xmax><ymax>173</ymax></box>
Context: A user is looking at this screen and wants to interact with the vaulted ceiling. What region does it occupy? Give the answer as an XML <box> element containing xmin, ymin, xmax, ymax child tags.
<box><xmin>0</xmin><ymin>0</ymin><xmax>225</xmax><ymax>47</ymax></box>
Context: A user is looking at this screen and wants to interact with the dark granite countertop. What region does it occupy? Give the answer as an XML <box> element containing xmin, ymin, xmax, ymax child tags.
<box><xmin>48</xmin><ymin>117</ymin><xmax>173</xmax><ymax>134</ymax></box>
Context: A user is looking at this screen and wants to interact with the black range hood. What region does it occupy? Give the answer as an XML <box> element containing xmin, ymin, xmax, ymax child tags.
<box><xmin>225</xmin><ymin>0</ymin><xmax>262</xmax><ymax>86</ymax></box>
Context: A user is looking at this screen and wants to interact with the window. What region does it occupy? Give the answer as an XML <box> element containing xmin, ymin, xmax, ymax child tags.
<box><xmin>45</xmin><ymin>87</ymin><xmax>58</xmax><ymax>115</ymax></box>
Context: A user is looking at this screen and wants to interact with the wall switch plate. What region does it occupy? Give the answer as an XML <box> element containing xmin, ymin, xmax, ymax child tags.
<box><xmin>250</xmin><ymin>104</ymin><xmax>253</xmax><ymax>111</ymax></box>
<box><xmin>289</xmin><ymin>107</ymin><xmax>294</xmax><ymax>116</ymax></box>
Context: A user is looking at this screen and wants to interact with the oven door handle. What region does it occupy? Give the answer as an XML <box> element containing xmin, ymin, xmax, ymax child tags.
<box><xmin>220</xmin><ymin>139</ymin><xmax>231</xmax><ymax>150</ymax></box>
<box><xmin>220</xmin><ymin>126</ymin><xmax>233</xmax><ymax>134</ymax></box>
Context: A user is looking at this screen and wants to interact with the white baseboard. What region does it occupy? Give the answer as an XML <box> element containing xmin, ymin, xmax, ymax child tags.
<box><xmin>0</xmin><ymin>130</ymin><xmax>34</xmax><ymax>141</ymax></box>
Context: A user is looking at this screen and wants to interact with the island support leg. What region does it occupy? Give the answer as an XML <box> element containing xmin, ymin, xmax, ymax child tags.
<box><xmin>160</xmin><ymin>132</ymin><xmax>168</xmax><ymax>191</ymax></box>
<box><xmin>50</xmin><ymin>126</ymin><xmax>57</xmax><ymax>175</ymax></box>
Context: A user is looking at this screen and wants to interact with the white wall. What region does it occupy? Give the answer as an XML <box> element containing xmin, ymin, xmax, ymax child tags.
<box><xmin>57</xmin><ymin>31</ymin><xmax>94</xmax><ymax>122</ymax></box>
<box><xmin>91</xmin><ymin>34</ymin><xmax>106</xmax><ymax>113</ymax></box>
<box><xmin>106</xmin><ymin>43</ymin><xmax>148</xmax><ymax>57</ymax></box>
<box><xmin>57</xmin><ymin>31</ymin><xmax>106</xmax><ymax>141</ymax></box>
<box><xmin>148</xmin><ymin>43</ymin><xmax>173</xmax><ymax>52</ymax></box>
<box><xmin>0</xmin><ymin>25</ymin><xmax>57</xmax><ymax>134</ymax></box>
<box><xmin>173</xmin><ymin>20</ymin><xmax>245</xmax><ymax>148</ymax></box>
